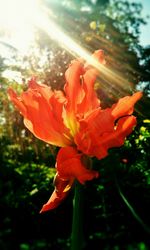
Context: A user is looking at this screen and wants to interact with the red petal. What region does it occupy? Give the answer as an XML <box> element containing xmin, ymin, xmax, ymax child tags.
<box><xmin>40</xmin><ymin>147</ymin><xmax>99</xmax><ymax>212</ymax></box>
<box><xmin>64</xmin><ymin>50</ymin><xmax>105</xmax><ymax>117</ymax></box>
<box><xmin>111</xmin><ymin>92</ymin><xmax>143</xmax><ymax>119</ymax></box>
<box><xmin>8</xmin><ymin>88</ymin><xmax>27</xmax><ymax>116</ymax></box>
<box><xmin>78</xmin><ymin>50</ymin><xmax>105</xmax><ymax>114</ymax></box>
<box><xmin>63</xmin><ymin>50</ymin><xmax>106</xmax><ymax>135</ymax></box>
<box><xmin>75</xmin><ymin>108</ymin><xmax>114</xmax><ymax>155</ymax></box>
<box><xmin>63</xmin><ymin>61</ymin><xmax>84</xmax><ymax>135</ymax></box>
<box><xmin>65</xmin><ymin>60</ymin><xmax>84</xmax><ymax>113</ymax></box>
<box><xmin>40</xmin><ymin>174</ymin><xmax>74</xmax><ymax>212</ymax></box>
<box><xmin>75</xmin><ymin>92</ymin><xmax>142</xmax><ymax>159</ymax></box>
<box><xmin>94</xmin><ymin>115</ymin><xmax>137</xmax><ymax>159</ymax></box>
<box><xmin>8</xmin><ymin>79</ymin><xmax>71</xmax><ymax>147</ymax></box>
<box><xmin>56</xmin><ymin>147</ymin><xmax>99</xmax><ymax>184</ymax></box>
<box><xmin>40</xmin><ymin>190</ymin><xmax>62</xmax><ymax>212</ymax></box>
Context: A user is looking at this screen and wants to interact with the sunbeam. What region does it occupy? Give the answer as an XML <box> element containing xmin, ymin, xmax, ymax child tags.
<box><xmin>33</xmin><ymin>7</ymin><xmax>132</xmax><ymax>97</ymax></box>
<box><xmin>0</xmin><ymin>0</ymin><xmax>144</xmax><ymax>107</ymax></box>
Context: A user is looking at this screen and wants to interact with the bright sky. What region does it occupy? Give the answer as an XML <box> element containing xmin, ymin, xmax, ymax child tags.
<box><xmin>0</xmin><ymin>0</ymin><xmax>149</xmax><ymax>88</ymax></box>
<box><xmin>0</xmin><ymin>0</ymin><xmax>39</xmax><ymax>54</ymax></box>
<box><xmin>130</xmin><ymin>0</ymin><xmax>150</xmax><ymax>46</ymax></box>
<box><xmin>0</xmin><ymin>0</ymin><xmax>149</xmax><ymax>55</ymax></box>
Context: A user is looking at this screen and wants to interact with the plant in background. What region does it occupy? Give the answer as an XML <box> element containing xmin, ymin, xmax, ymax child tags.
<box><xmin>8</xmin><ymin>50</ymin><xmax>142</xmax><ymax>249</ymax></box>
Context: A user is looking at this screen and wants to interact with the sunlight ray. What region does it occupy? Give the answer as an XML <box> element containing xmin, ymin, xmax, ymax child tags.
<box><xmin>0</xmin><ymin>0</ymin><xmax>142</xmax><ymax>102</ymax></box>
<box><xmin>33</xmin><ymin>7</ymin><xmax>132</xmax><ymax>97</ymax></box>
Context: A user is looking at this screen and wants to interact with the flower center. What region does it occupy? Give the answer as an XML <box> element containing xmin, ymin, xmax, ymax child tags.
<box><xmin>63</xmin><ymin>111</ymin><xmax>79</xmax><ymax>138</ymax></box>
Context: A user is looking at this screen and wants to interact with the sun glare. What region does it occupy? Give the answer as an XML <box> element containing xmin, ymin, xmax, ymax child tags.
<box><xmin>2</xmin><ymin>70</ymin><xmax>22</xmax><ymax>83</ymax></box>
<box><xmin>0</xmin><ymin>0</ymin><xmax>40</xmax><ymax>54</ymax></box>
<box><xmin>33</xmin><ymin>7</ymin><xmax>130</xmax><ymax>95</ymax></box>
<box><xmin>0</xmin><ymin>0</ymin><xmax>133</xmax><ymax>95</ymax></box>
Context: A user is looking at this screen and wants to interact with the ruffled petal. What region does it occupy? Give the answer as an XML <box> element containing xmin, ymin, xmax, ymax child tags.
<box><xmin>28</xmin><ymin>77</ymin><xmax>53</xmax><ymax>102</ymax></box>
<box><xmin>56</xmin><ymin>147</ymin><xmax>99</xmax><ymax>184</ymax></box>
<box><xmin>40</xmin><ymin>146</ymin><xmax>99</xmax><ymax>212</ymax></box>
<box><xmin>75</xmin><ymin>107</ymin><xmax>115</xmax><ymax>156</ymax></box>
<box><xmin>75</xmin><ymin>92</ymin><xmax>142</xmax><ymax>159</ymax></box>
<box><xmin>91</xmin><ymin>115</ymin><xmax>137</xmax><ymax>159</ymax></box>
<box><xmin>40</xmin><ymin>174</ymin><xmax>74</xmax><ymax>212</ymax></box>
<box><xmin>64</xmin><ymin>60</ymin><xmax>84</xmax><ymax>113</ymax></box>
<box><xmin>63</xmin><ymin>50</ymin><xmax>106</xmax><ymax>136</ymax></box>
<box><xmin>8</xmin><ymin>79</ymin><xmax>71</xmax><ymax>147</ymax></box>
<box><xmin>78</xmin><ymin>50</ymin><xmax>105</xmax><ymax>115</ymax></box>
<box><xmin>111</xmin><ymin>92</ymin><xmax>143</xmax><ymax>119</ymax></box>
<box><xmin>63</xmin><ymin>61</ymin><xmax>84</xmax><ymax>136</ymax></box>
<box><xmin>8</xmin><ymin>88</ymin><xmax>27</xmax><ymax>116</ymax></box>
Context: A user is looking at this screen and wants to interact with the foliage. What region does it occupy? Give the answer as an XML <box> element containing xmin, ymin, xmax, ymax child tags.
<box><xmin>0</xmin><ymin>116</ymin><xmax>150</xmax><ymax>249</ymax></box>
<box><xmin>139</xmin><ymin>45</ymin><xmax>150</xmax><ymax>96</ymax></box>
<box><xmin>43</xmin><ymin>0</ymin><xmax>145</xmax><ymax>99</ymax></box>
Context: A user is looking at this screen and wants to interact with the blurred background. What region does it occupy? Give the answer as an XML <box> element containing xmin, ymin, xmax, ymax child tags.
<box><xmin>0</xmin><ymin>0</ymin><xmax>150</xmax><ymax>249</ymax></box>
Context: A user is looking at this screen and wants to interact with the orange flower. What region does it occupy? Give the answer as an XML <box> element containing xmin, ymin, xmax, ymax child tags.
<box><xmin>8</xmin><ymin>50</ymin><xmax>142</xmax><ymax>212</ymax></box>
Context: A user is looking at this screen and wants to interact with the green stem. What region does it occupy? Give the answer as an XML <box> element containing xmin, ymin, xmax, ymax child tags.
<box><xmin>71</xmin><ymin>180</ymin><xmax>85</xmax><ymax>250</ymax></box>
<box><xmin>115</xmin><ymin>176</ymin><xmax>150</xmax><ymax>234</ymax></box>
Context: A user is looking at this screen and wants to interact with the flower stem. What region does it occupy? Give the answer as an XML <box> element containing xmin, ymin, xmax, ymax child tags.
<box><xmin>71</xmin><ymin>180</ymin><xmax>85</xmax><ymax>250</ymax></box>
<box><xmin>115</xmin><ymin>175</ymin><xmax>150</xmax><ymax>234</ymax></box>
